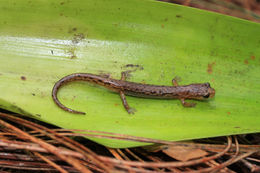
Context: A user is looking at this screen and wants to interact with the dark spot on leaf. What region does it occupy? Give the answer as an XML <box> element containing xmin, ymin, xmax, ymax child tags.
<box><xmin>124</xmin><ymin>64</ymin><xmax>144</xmax><ymax>70</ymax></box>
<box><xmin>32</xmin><ymin>93</ymin><xmax>35</xmax><ymax>96</ymax></box>
<box><xmin>21</xmin><ymin>76</ymin><xmax>26</xmax><ymax>81</ymax></box>
<box><xmin>250</xmin><ymin>55</ymin><xmax>255</xmax><ymax>60</ymax></box>
<box><xmin>68</xmin><ymin>27</ymin><xmax>78</xmax><ymax>34</ymax></box>
<box><xmin>60</xmin><ymin>2</ymin><xmax>64</xmax><ymax>5</ymax></box>
<box><xmin>71</xmin><ymin>55</ymin><xmax>76</xmax><ymax>59</ymax></box>
<box><xmin>176</xmin><ymin>15</ymin><xmax>182</xmax><ymax>18</ymax></box>
<box><xmin>125</xmin><ymin>64</ymin><xmax>136</xmax><ymax>67</ymax></box>
<box><xmin>244</xmin><ymin>59</ymin><xmax>249</xmax><ymax>64</ymax></box>
<box><xmin>227</xmin><ymin>112</ymin><xmax>231</xmax><ymax>115</ymax></box>
<box><xmin>234</xmin><ymin>126</ymin><xmax>240</xmax><ymax>128</ymax></box>
<box><xmin>72</xmin><ymin>33</ymin><xmax>85</xmax><ymax>44</ymax></box>
<box><xmin>161</xmin><ymin>24</ymin><xmax>164</xmax><ymax>28</ymax></box>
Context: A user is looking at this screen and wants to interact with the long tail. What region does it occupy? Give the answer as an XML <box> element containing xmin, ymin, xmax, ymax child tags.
<box><xmin>52</xmin><ymin>74</ymin><xmax>86</xmax><ymax>115</ymax></box>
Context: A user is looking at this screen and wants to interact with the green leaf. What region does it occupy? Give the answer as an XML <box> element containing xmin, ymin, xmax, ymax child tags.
<box><xmin>0</xmin><ymin>0</ymin><xmax>259</xmax><ymax>148</ymax></box>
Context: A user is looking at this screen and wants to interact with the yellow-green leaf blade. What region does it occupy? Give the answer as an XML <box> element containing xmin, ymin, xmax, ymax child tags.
<box><xmin>0</xmin><ymin>0</ymin><xmax>259</xmax><ymax>148</ymax></box>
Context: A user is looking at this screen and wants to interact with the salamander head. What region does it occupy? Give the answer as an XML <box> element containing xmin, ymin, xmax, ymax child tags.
<box><xmin>198</xmin><ymin>83</ymin><xmax>215</xmax><ymax>100</ymax></box>
<box><xmin>185</xmin><ymin>83</ymin><xmax>215</xmax><ymax>100</ymax></box>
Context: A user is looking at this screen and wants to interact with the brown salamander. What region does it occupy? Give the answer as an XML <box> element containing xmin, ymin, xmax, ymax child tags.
<box><xmin>52</xmin><ymin>72</ymin><xmax>215</xmax><ymax>115</ymax></box>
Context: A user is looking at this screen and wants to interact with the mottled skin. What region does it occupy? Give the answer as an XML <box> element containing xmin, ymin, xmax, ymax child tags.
<box><xmin>52</xmin><ymin>72</ymin><xmax>215</xmax><ymax>115</ymax></box>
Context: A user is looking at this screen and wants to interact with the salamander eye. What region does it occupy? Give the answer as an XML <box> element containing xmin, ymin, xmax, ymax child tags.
<box><xmin>203</xmin><ymin>93</ymin><xmax>210</xmax><ymax>98</ymax></box>
<box><xmin>204</xmin><ymin>83</ymin><xmax>210</xmax><ymax>87</ymax></box>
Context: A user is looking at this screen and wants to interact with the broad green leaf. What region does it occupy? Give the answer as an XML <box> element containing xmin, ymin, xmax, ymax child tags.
<box><xmin>0</xmin><ymin>0</ymin><xmax>259</xmax><ymax>148</ymax></box>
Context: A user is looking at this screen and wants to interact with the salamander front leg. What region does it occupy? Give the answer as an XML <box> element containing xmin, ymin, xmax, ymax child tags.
<box><xmin>121</xmin><ymin>71</ymin><xmax>127</xmax><ymax>80</ymax></box>
<box><xmin>180</xmin><ymin>98</ymin><xmax>196</xmax><ymax>107</ymax></box>
<box><xmin>172</xmin><ymin>78</ymin><xmax>179</xmax><ymax>87</ymax></box>
<box><xmin>120</xmin><ymin>91</ymin><xmax>136</xmax><ymax>114</ymax></box>
<box><xmin>172</xmin><ymin>78</ymin><xmax>196</xmax><ymax>107</ymax></box>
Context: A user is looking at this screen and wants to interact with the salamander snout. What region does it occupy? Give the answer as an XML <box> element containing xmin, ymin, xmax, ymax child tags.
<box><xmin>208</xmin><ymin>87</ymin><xmax>215</xmax><ymax>98</ymax></box>
<box><xmin>202</xmin><ymin>85</ymin><xmax>215</xmax><ymax>99</ymax></box>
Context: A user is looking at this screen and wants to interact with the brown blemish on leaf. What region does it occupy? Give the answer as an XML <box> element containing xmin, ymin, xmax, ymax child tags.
<box><xmin>72</xmin><ymin>33</ymin><xmax>85</xmax><ymax>44</ymax></box>
<box><xmin>227</xmin><ymin>112</ymin><xmax>231</xmax><ymax>115</ymax></box>
<box><xmin>60</xmin><ymin>2</ymin><xmax>64</xmax><ymax>5</ymax></box>
<box><xmin>67</xmin><ymin>47</ymin><xmax>76</xmax><ymax>59</ymax></box>
<box><xmin>124</xmin><ymin>64</ymin><xmax>143</xmax><ymax>69</ymax></box>
<box><xmin>161</xmin><ymin>24</ymin><xmax>164</xmax><ymax>28</ymax></box>
<box><xmin>234</xmin><ymin>126</ymin><xmax>240</xmax><ymax>128</ymax></box>
<box><xmin>123</xmin><ymin>64</ymin><xmax>144</xmax><ymax>72</ymax></box>
<box><xmin>114</xmin><ymin>103</ymin><xmax>119</xmax><ymax>106</ymax></box>
<box><xmin>250</xmin><ymin>55</ymin><xmax>255</xmax><ymax>60</ymax></box>
<box><xmin>244</xmin><ymin>59</ymin><xmax>249</xmax><ymax>64</ymax></box>
<box><xmin>68</xmin><ymin>27</ymin><xmax>78</xmax><ymax>34</ymax></box>
<box><xmin>21</xmin><ymin>76</ymin><xmax>26</xmax><ymax>81</ymax></box>
<box><xmin>207</xmin><ymin>62</ymin><xmax>216</xmax><ymax>74</ymax></box>
<box><xmin>164</xmin><ymin>18</ymin><xmax>168</xmax><ymax>21</ymax></box>
<box><xmin>176</xmin><ymin>15</ymin><xmax>182</xmax><ymax>18</ymax></box>
<box><xmin>65</xmin><ymin>32</ymin><xmax>85</xmax><ymax>59</ymax></box>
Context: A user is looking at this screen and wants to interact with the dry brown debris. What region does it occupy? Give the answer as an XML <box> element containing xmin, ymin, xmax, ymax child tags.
<box><xmin>0</xmin><ymin>112</ymin><xmax>259</xmax><ymax>172</ymax></box>
<box><xmin>161</xmin><ymin>0</ymin><xmax>260</xmax><ymax>23</ymax></box>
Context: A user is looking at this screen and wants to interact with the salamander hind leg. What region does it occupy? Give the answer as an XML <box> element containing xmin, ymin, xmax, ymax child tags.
<box><xmin>121</xmin><ymin>72</ymin><xmax>127</xmax><ymax>80</ymax></box>
<box><xmin>180</xmin><ymin>98</ymin><xmax>196</xmax><ymax>107</ymax></box>
<box><xmin>119</xmin><ymin>91</ymin><xmax>136</xmax><ymax>114</ymax></box>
